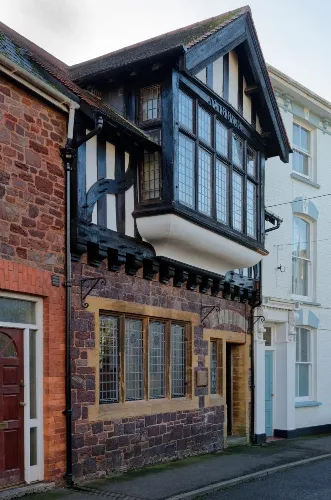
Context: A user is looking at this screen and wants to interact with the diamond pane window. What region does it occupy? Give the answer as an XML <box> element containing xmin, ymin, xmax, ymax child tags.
<box><xmin>216</xmin><ymin>160</ymin><xmax>227</xmax><ymax>224</ymax></box>
<box><xmin>198</xmin><ymin>148</ymin><xmax>211</xmax><ymax>215</ymax></box>
<box><xmin>216</xmin><ymin>121</ymin><xmax>228</xmax><ymax>157</ymax></box>
<box><xmin>247</xmin><ymin>181</ymin><xmax>256</xmax><ymax>238</ymax></box>
<box><xmin>232</xmin><ymin>172</ymin><xmax>243</xmax><ymax>232</ymax></box>
<box><xmin>171</xmin><ymin>324</ymin><xmax>185</xmax><ymax>397</ymax></box>
<box><xmin>198</xmin><ymin>107</ymin><xmax>211</xmax><ymax>145</ymax></box>
<box><xmin>140</xmin><ymin>85</ymin><xmax>161</xmax><ymax>122</ymax></box>
<box><xmin>232</xmin><ymin>135</ymin><xmax>244</xmax><ymax>168</ymax></box>
<box><xmin>149</xmin><ymin>322</ymin><xmax>165</xmax><ymax>399</ymax></box>
<box><xmin>99</xmin><ymin>316</ymin><xmax>119</xmax><ymax>403</ymax></box>
<box><xmin>125</xmin><ymin>318</ymin><xmax>143</xmax><ymax>401</ymax></box>
<box><xmin>179</xmin><ymin>90</ymin><xmax>193</xmax><ymax>132</ymax></box>
<box><xmin>178</xmin><ymin>133</ymin><xmax>195</xmax><ymax>207</ymax></box>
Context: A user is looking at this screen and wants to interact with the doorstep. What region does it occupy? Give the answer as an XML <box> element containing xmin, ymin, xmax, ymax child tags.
<box><xmin>0</xmin><ymin>482</ymin><xmax>55</xmax><ymax>500</ymax></box>
<box><xmin>226</xmin><ymin>436</ymin><xmax>248</xmax><ymax>448</ymax></box>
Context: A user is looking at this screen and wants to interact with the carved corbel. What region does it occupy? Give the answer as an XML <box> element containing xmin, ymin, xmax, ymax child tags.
<box><xmin>174</xmin><ymin>269</ymin><xmax>189</xmax><ymax>288</ymax></box>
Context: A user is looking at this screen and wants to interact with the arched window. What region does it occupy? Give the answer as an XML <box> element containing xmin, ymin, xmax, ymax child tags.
<box><xmin>292</xmin><ymin>216</ymin><xmax>310</xmax><ymax>296</ymax></box>
<box><xmin>0</xmin><ymin>331</ymin><xmax>17</xmax><ymax>358</ymax></box>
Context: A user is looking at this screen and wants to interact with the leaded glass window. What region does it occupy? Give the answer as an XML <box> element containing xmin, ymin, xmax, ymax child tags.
<box><xmin>99</xmin><ymin>316</ymin><xmax>119</xmax><ymax>403</ymax></box>
<box><xmin>171</xmin><ymin>324</ymin><xmax>185</xmax><ymax>397</ymax></box>
<box><xmin>232</xmin><ymin>135</ymin><xmax>244</xmax><ymax>168</ymax></box>
<box><xmin>142</xmin><ymin>151</ymin><xmax>160</xmax><ymax>200</ymax></box>
<box><xmin>198</xmin><ymin>148</ymin><xmax>211</xmax><ymax>215</ymax></box>
<box><xmin>247</xmin><ymin>181</ymin><xmax>256</xmax><ymax>238</ymax></box>
<box><xmin>216</xmin><ymin>121</ymin><xmax>228</xmax><ymax>157</ymax></box>
<box><xmin>99</xmin><ymin>315</ymin><xmax>189</xmax><ymax>403</ymax></box>
<box><xmin>216</xmin><ymin>160</ymin><xmax>227</xmax><ymax>224</ymax></box>
<box><xmin>178</xmin><ymin>133</ymin><xmax>195</xmax><ymax>207</ymax></box>
<box><xmin>179</xmin><ymin>90</ymin><xmax>193</xmax><ymax>132</ymax></box>
<box><xmin>198</xmin><ymin>107</ymin><xmax>211</xmax><ymax>145</ymax></box>
<box><xmin>247</xmin><ymin>147</ymin><xmax>256</xmax><ymax>177</ymax></box>
<box><xmin>125</xmin><ymin>318</ymin><xmax>143</xmax><ymax>401</ymax></box>
<box><xmin>210</xmin><ymin>341</ymin><xmax>217</xmax><ymax>394</ymax></box>
<box><xmin>232</xmin><ymin>172</ymin><xmax>243</xmax><ymax>231</ymax></box>
<box><xmin>140</xmin><ymin>85</ymin><xmax>161</xmax><ymax>122</ymax></box>
<box><xmin>149</xmin><ymin>321</ymin><xmax>165</xmax><ymax>399</ymax></box>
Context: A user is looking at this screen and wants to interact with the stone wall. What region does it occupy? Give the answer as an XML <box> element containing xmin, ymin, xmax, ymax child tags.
<box><xmin>71</xmin><ymin>261</ymin><xmax>250</xmax><ymax>480</ymax></box>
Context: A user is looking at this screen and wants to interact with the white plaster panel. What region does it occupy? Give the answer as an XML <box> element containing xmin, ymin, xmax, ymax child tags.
<box><xmin>196</xmin><ymin>68</ymin><xmax>206</xmax><ymax>84</ymax></box>
<box><xmin>243</xmin><ymin>76</ymin><xmax>251</xmax><ymax>123</ymax></box>
<box><xmin>125</xmin><ymin>186</ymin><xmax>135</xmax><ymax>237</ymax></box>
<box><xmin>106</xmin><ymin>142</ymin><xmax>116</xmax><ymax>231</ymax></box>
<box><xmin>212</xmin><ymin>56</ymin><xmax>223</xmax><ymax>97</ymax></box>
<box><xmin>85</xmin><ymin>130</ymin><xmax>98</xmax><ymax>224</ymax></box>
<box><xmin>228</xmin><ymin>50</ymin><xmax>238</xmax><ymax>110</ymax></box>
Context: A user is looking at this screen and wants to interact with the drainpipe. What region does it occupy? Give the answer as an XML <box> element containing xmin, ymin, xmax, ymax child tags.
<box><xmin>60</xmin><ymin>114</ymin><xmax>103</xmax><ymax>487</ymax></box>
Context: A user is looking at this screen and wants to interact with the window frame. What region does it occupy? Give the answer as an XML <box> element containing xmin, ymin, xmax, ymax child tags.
<box><xmin>176</xmin><ymin>86</ymin><xmax>260</xmax><ymax>240</ymax></box>
<box><xmin>210</xmin><ymin>338</ymin><xmax>223</xmax><ymax>396</ymax></box>
<box><xmin>292</xmin><ymin>122</ymin><xmax>312</xmax><ymax>179</ymax></box>
<box><xmin>139</xmin><ymin>85</ymin><xmax>162</xmax><ymax>125</ymax></box>
<box><xmin>292</xmin><ymin>216</ymin><xmax>312</xmax><ymax>300</ymax></box>
<box><xmin>295</xmin><ymin>327</ymin><xmax>312</xmax><ymax>401</ymax></box>
<box><xmin>99</xmin><ymin>312</ymin><xmax>191</xmax><ymax>404</ymax></box>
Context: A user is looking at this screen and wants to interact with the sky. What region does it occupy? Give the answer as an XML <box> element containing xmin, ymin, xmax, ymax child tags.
<box><xmin>1</xmin><ymin>0</ymin><xmax>330</xmax><ymax>100</ymax></box>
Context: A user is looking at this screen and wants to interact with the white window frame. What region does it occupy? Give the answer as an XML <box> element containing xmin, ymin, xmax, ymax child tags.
<box><xmin>292</xmin><ymin>215</ymin><xmax>313</xmax><ymax>302</ymax></box>
<box><xmin>292</xmin><ymin>121</ymin><xmax>312</xmax><ymax>179</ymax></box>
<box><xmin>263</xmin><ymin>324</ymin><xmax>275</xmax><ymax>350</ymax></box>
<box><xmin>0</xmin><ymin>291</ymin><xmax>44</xmax><ymax>484</ymax></box>
<box><xmin>295</xmin><ymin>327</ymin><xmax>313</xmax><ymax>402</ymax></box>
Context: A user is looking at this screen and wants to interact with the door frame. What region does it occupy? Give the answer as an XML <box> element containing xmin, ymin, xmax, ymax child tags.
<box><xmin>264</xmin><ymin>325</ymin><xmax>276</xmax><ymax>437</ymax></box>
<box><xmin>0</xmin><ymin>292</ymin><xmax>43</xmax><ymax>484</ymax></box>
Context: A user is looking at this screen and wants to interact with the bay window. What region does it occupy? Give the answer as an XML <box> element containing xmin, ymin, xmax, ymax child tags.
<box><xmin>176</xmin><ymin>89</ymin><xmax>259</xmax><ymax>239</ymax></box>
<box><xmin>292</xmin><ymin>216</ymin><xmax>310</xmax><ymax>296</ymax></box>
<box><xmin>99</xmin><ymin>314</ymin><xmax>189</xmax><ymax>404</ymax></box>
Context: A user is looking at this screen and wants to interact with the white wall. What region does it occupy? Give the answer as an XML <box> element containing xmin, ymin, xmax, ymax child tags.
<box><xmin>263</xmin><ymin>79</ymin><xmax>331</xmax><ymax>431</ymax></box>
<box><xmin>228</xmin><ymin>50</ymin><xmax>238</xmax><ymax>110</ymax></box>
<box><xmin>213</xmin><ymin>56</ymin><xmax>223</xmax><ymax>97</ymax></box>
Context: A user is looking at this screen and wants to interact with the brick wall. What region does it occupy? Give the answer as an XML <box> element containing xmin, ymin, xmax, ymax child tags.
<box><xmin>71</xmin><ymin>261</ymin><xmax>250</xmax><ymax>480</ymax></box>
<box><xmin>0</xmin><ymin>75</ymin><xmax>67</xmax><ymax>483</ymax></box>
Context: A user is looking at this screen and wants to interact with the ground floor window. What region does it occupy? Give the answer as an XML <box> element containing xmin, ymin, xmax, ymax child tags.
<box><xmin>210</xmin><ymin>339</ymin><xmax>223</xmax><ymax>395</ymax></box>
<box><xmin>99</xmin><ymin>314</ymin><xmax>189</xmax><ymax>404</ymax></box>
<box><xmin>295</xmin><ymin>327</ymin><xmax>311</xmax><ymax>398</ymax></box>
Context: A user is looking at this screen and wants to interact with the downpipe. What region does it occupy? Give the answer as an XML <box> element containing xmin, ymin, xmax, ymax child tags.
<box><xmin>250</xmin><ymin>269</ymin><xmax>262</xmax><ymax>445</ymax></box>
<box><xmin>61</xmin><ymin>112</ymin><xmax>103</xmax><ymax>487</ymax></box>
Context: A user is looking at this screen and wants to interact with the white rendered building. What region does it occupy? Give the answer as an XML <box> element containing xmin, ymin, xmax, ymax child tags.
<box><xmin>254</xmin><ymin>66</ymin><xmax>331</xmax><ymax>440</ymax></box>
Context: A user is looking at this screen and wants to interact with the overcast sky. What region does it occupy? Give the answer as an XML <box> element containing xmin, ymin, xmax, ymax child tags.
<box><xmin>1</xmin><ymin>0</ymin><xmax>330</xmax><ymax>100</ymax></box>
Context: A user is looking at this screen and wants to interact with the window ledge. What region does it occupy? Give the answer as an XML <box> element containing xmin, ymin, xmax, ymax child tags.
<box><xmin>291</xmin><ymin>172</ymin><xmax>320</xmax><ymax>189</ymax></box>
<box><xmin>292</xmin><ymin>298</ymin><xmax>321</xmax><ymax>307</ymax></box>
<box><xmin>295</xmin><ymin>401</ymin><xmax>322</xmax><ymax>408</ymax></box>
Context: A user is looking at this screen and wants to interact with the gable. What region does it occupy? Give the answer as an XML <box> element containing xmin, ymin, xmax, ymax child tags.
<box><xmin>185</xmin><ymin>13</ymin><xmax>290</xmax><ymax>162</ymax></box>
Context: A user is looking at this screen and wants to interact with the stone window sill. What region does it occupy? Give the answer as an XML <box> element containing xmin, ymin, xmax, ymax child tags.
<box><xmin>290</xmin><ymin>172</ymin><xmax>320</xmax><ymax>189</ymax></box>
<box><xmin>295</xmin><ymin>401</ymin><xmax>322</xmax><ymax>408</ymax></box>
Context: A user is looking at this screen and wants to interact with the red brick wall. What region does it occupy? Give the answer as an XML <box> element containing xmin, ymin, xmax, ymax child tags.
<box><xmin>0</xmin><ymin>75</ymin><xmax>67</xmax><ymax>483</ymax></box>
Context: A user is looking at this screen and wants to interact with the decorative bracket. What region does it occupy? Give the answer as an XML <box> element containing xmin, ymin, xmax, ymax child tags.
<box><xmin>251</xmin><ymin>315</ymin><xmax>265</xmax><ymax>327</ymax></box>
<box><xmin>200</xmin><ymin>304</ymin><xmax>220</xmax><ymax>327</ymax></box>
<box><xmin>80</xmin><ymin>277</ymin><xmax>106</xmax><ymax>308</ymax></box>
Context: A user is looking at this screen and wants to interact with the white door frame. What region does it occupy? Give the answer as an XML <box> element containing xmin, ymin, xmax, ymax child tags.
<box><xmin>264</xmin><ymin>324</ymin><xmax>276</xmax><ymax>436</ymax></box>
<box><xmin>0</xmin><ymin>291</ymin><xmax>44</xmax><ymax>484</ymax></box>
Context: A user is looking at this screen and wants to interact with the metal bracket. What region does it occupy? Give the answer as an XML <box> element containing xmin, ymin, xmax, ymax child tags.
<box><xmin>200</xmin><ymin>304</ymin><xmax>220</xmax><ymax>326</ymax></box>
<box><xmin>250</xmin><ymin>315</ymin><xmax>265</xmax><ymax>333</ymax></box>
<box><xmin>80</xmin><ymin>277</ymin><xmax>106</xmax><ymax>308</ymax></box>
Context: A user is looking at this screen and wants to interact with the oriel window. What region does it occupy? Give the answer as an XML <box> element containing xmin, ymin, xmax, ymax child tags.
<box><xmin>140</xmin><ymin>85</ymin><xmax>161</xmax><ymax>123</ymax></box>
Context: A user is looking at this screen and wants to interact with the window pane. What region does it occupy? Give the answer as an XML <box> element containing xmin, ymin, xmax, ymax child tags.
<box><xmin>216</xmin><ymin>160</ymin><xmax>227</xmax><ymax>224</ymax></box>
<box><xmin>30</xmin><ymin>427</ymin><xmax>37</xmax><ymax>467</ymax></box>
<box><xmin>247</xmin><ymin>181</ymin><xmax>256</xmax><ymax>238</ymax></box>
<box><xmin>149</xmin><ymin>322</ymin><xmax>165</xmax><ymax>399</ymax></box>
<box><xmin>0</xmin><ymin>297</ymin><xmax>35</xmax><ymax>324</ymax></box>
<box><xmin>99</xmin><ymin>316</ymin><xmax>119</xmax><ymax>403</ymax></box>
<box><xmin>171</xmin><ymin>324</ymin><xmax>185</xmax><ymax>397</ymax></box>
<box><xmin>293</xmin><ymin>150</ymin><xmax>309</xmax><ymax>175</ymax></box>
<box><xmin>29</xmin><ymin>330</ymin><xmax>37</xmax><ymax>419</ymax></box>
<box><xmin>125</xmin><ymin>318</ymin><xmax>143</xmax><ymax>401</ymax></box>
<box><xmin>142</xmin><ymin>151</ymin><xmax>160</xmax><ymax>200</ymax></box>
<box><xmin>247</xmin><ymin>147</ymin><xmax>256</xmax><ymax>177</ymax></box>
<box><xmin>198</xmin><ymin>148</ymin><xmax>211</xmax><ymax>215</ymax></box>
<box><xmin>0</xmin><ymin>332</ymin><xmax>17</xmax><ymax>358</ymax></box>
<box><xmin>296</xmin><ymin>328</ymin><xmax>300</xmax><ymax>361</ymax></box>
<box><xmin>264</xmin><ymin>327</ymin><xmax>272</xmax><ymax>347</ymax></box>
<box><xmin>300</xmin><ymin>127</ymin><xmax>310</xmax><ymax>152</ymax></box>
<box><xmin>216</xmin><ymin>121</ymin><xmax>228</xmax><ymax>157</ymax></box>
<box><xmin>300</xmin><ymin>328</ymin><xmax>310</xmax><ymax>362</ymax></box>
<box><xmin>232</xmin><ymin>135</ymin><xmax>243</xmax><ymax>168</ymax></box>
<box><xmin>178</xmin><ymin>90</ymin><xmax>193</xmax><ymax>132</ymax></box>
<box><xmin>198</xmin><ymin>107</ymin><xmax>211</xmax><ymax>145</ymax></box>
<box><xmin>292</xmin><ymin>217</ymin><xmax>310</xmax><ymax>258</ymax></box>
<box><xmin>232</xmin><ymin>172</ymin><xmax>243</xmax><ymax>231</ymax></box>
<box><xmin>178</xmin><ymin>133</ymin><xmax>195</xmax><ymax>207</ymax></box>
<box><xmin>210</xmin><ymin>341</ymin><xmax>217</xmax><ymax>395</ymax></box>
<box><xmin>298</xmin><ymin>364</ymin><xmax>309</xmax><ymax>397</ymax></box>
<box><xmin>293</xmin><ymin>123</ymin><xmax>300</xmax><ymax>147</ymax></box>
<box><xmin>140</xmin><ymin>86</ymin><xmax>160</xmax><ymax>122</ymax></box>
<box><xmin>292</xmin><ymin>257</ymin><xmax>309</xmax><ymax>296</ymax></box>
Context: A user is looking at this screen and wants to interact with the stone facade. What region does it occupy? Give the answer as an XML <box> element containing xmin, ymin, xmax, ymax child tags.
<box><xmin>0</xmin><ymin>75</ymin><xmax>67</xmax><ymax>484</ymax></box>
<box><xmin>71</xmin><ymin>261</ymin><xmax>251</xmax><ymax>480</ymax></box>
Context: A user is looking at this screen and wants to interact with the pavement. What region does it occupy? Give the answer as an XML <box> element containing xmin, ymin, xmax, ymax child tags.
<box><xmin>4</xmin><ymin>434</ymin><xmax>331</xmax><ymax>500</ymax></box>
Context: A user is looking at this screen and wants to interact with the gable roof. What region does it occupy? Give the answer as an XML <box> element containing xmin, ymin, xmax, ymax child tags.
<box><xmin>0</xmin><ymin>21</ymin><xmax>158</xmax><ymax>150</ymax></box>
<box><xmin>69</xmin><ymin>6</ymin><xmax>249</xmax><ymax>81</ymax></box>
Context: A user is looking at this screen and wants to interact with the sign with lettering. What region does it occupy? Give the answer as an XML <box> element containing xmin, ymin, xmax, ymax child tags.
<box><xmin>208</xmin><ymin>98</ymin><xmax>244</xmax><ymax>132</ymax></box>
<box><xmin>208</xmin><ymin>308</ymin><xmax>247</xmax><ymax>331</ymax></box>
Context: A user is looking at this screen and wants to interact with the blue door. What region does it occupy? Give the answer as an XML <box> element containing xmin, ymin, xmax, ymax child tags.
<box><xmin>265</xmin><ymin>351</ymin><xmax>274</xmax><ymax>437</ymax></box>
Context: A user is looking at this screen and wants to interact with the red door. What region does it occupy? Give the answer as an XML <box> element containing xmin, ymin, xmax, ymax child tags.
<box><xmin>0</xmin><ymin>329</ymin><xmax>24</xmax><ymax>488</ymax></box>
